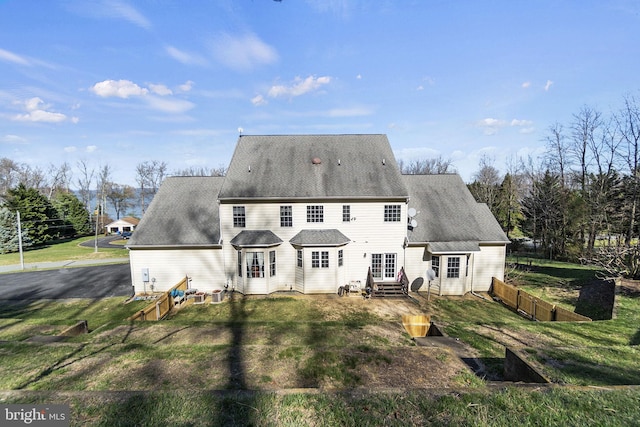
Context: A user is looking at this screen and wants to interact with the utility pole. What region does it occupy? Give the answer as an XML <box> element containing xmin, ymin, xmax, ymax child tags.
<box><xmin>16</xmin><ymin>210</ymin><xmax>24</xmax><ymax>270</ymax></box>
<box><xmin>94</xmin><ymin>201</ymin><xmax>99</xmax><ymax>253</ymax></box>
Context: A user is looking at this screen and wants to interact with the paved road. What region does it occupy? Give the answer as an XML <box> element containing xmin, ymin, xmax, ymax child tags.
<box><xmin>0</xmin><ymin>264</ymin><xmax>133</xmax><ymax>300</ymax></box>
<box><xmin>79</xmin><ymin>235</ymin><xmax>128</xmax><ymax>249</ymax></box>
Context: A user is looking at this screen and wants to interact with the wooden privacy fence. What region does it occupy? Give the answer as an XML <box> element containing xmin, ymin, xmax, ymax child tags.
<box><xmin>491</xmin><ymin>277</ymin><xmax>591</xmax><ymax>322</ymax></box>
<box><xmin>129</xmin><ymin>276</ymin><xmax>189</xmax><ymax>321</ymax></box>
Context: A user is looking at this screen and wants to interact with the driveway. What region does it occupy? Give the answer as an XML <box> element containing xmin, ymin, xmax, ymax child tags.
<box><xmin>79</xmin><ymin>235</ymin><xmax>127</xmax><ymax>249</ymax></box>
<box><xmin>0</xmin><ymin>264</ymin><xmax>133</xmax><ymax>300</ymax></box>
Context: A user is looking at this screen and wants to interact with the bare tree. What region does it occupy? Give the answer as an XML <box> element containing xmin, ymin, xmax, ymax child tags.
<box><xmin>615</xmin><ymin>94</ymin><xmax>640</xmax><ymax>246</ymax></box>
<box><xmin>76</xmin><ymin>160</ymin><xmax>95</xmax><ymax>211</ymax></box>
<box><xmin>0</xmin><ymin>158</ymin><xmax>21</xmax><ymax>196</ymax></box>
<box><xmin>136</xmin><ymin>160</ymin><xmax>168</xmax><ymax>214</ymax></box>
<box><xmin>571</xmin><ymin>106</ymin><xmax>602</xmax><ymax>190</ymax></box>
<box><xmin>173</xmin><ymin>164</ymin><xmax>228</xmax><ymax>177</ymax></box>
<box><xmin>106</xmin><ymin>183</ymin><xmax>135</xmax><ymax>220</ymax></box>
<box><xmin>468</xmin><ymin>155</ymin><xmax>502</xmax><ymax>210</ymax></box>
<box><xmin>399</xmin><ymin>156</ymin><xmax>456</xmax><ymax>174</ymax></box>
<box><xmin>543</xmin><ymin>122</ymin><xmax>570</xmax><ymax>188</ymax></box>
<box><xmin>96</xmin><ymin>164</ymin><xmax>112</xmax><ymax>215</ymax></box>
<box><xmin>46</xmin><ymin>162</ymin><xmax>72</xmax><ymax>199</ymax></box>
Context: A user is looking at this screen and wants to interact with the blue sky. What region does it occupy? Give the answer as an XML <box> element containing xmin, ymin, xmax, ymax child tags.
<box><xmin>1</xmin><ymin>0</ymin><xmax>639</xmax><ymax>185</ymax></box>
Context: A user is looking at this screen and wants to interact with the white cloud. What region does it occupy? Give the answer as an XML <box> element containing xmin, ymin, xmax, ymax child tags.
<box><xmin>522</xmin><ymin>81</ymin><xmax>531</xmax><ymax>88</ymax></box>
<box><xmin>268</xmin><ymin>76</ymin><xmax>331</xmax><ymax>98</ymax></box>
<box><xmin>149</xmin><ymin>83</ymin><xmax>172</xmax><ymax>96</ymax></box>
<box><xmin>11</xmin><ymin>97</ymin><xmax>69</xmax><ymax>123</ymax></box>
<box><xmin>476</xmin><ymin>117</ymin><xmax>535</xmax><ymax>135</ymax></box>
<box><xmin>178</xmin><ymin>81</ymin><xmax>194</xmax><ymax>92</ymax></box>
<box><xmin>1</xmin><ymin>134</ymin><xmax>27</xmax><ymax>144</ymax></box>
<box><xmin>105</xmin><ymin>0</ymin><xmax>151</xmax><ymax>29</ymax></box>
<box><xmin>544</xmin><ymin>80</ymin><xmax>553</xmax><ymax>91</ymax></box>
<box><xmin>86</xmin><ymin>145</ymin><xmax>98</xmax><ymax>152</ymax></box>
<box><xmin>0</xmin><ymin>48</ymin><xmax>30</xmax><ymax>66</ymax></box>
<box><xmin>510</xmin><ymin>119</ymin><xmax>533</xmax><ymax>127</ymax></box>
<box><xmin>90</xmin><ymin>79</ymin><xmax>194</xmax><ymax>113</ymax></box>
<box><xmin>210</xmin><ymin>32</ymin><xmax>278</xmax><ymax>71</ymax></box>
<box><xmin>476</xmin><ymin>118</ymin><xmax>507</xmax><ymax>135</ymax></box>
<box><xmin>144</xmin><ymin>96</ymin><xmax>194</xmax><ymax>114</ymax></box>
<box><xmin>251</xmin><ymin>94</ymin><xmax>267</xmax><ymax>106</ymax></box>
<box><xmin>416</xmin><ymin>85</ymin><xmax>424</xmax><ymax>91</ymax></box>
<box><xmin>64</xmin><ymin>146</ymin><xmax>77</xmax><ymax>153</ymax></box>
<box><xmin>165</xmin><ymin>46</ymin><xmax>206</xmax><ymax>66</ymax></box>
<box><xmin>356</xmin><ymin>74</ymin><xmax>362</xmax><ymax>80</ymax></box>
<box><xmin>91</xmin><ymin>79</ymin><xmax>149</xmax><ymax>98</ymax></box>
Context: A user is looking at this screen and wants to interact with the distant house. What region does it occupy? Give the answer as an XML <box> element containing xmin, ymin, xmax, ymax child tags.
<box><xmin>106</xmin><ymin>216</ymin><xmax>139</xmax><ymax>234</ymax></box>
<box><xmin>126</xmin><ymin>135</ymin><xmax>509</xmax><ymax>296</ymax></box>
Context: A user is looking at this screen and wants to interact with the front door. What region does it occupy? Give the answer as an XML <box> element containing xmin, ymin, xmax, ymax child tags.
<box><xmin>371</xmin><ymin>253</ymin><xmax>396</xmax><ymax>280</ymax></box>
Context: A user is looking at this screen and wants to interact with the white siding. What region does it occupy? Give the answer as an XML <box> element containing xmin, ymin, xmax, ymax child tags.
<box><xmin>219</xmin><ymin>200</ymin><xmax>407</xmax><ymax>294</ymax></box>
<box><xmin>129</xmin><ymin>248</ymin><xmax>224</xmax><ymax>294</ymax></box>
<box><xmin>471</xmin><ymin>244</ymin><xmax>506</xmax><ymax>292</ymax></box>
<box><xmin>403</xmin><ymin>246</ymin><xmax>435</xmax><ymax>293</ymax></box>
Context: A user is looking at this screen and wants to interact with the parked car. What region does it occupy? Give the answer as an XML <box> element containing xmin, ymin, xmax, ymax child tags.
<box><xmin>121</xmin><ymin>231</ymin><xmax>132</xmax><ymax>239</ymax></box>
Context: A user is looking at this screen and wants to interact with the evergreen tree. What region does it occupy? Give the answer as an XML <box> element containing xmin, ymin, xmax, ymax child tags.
<box><xmin>522</xmin><ymin>171</ymin><xmax>569</xmax><ymax>260</ymax></box>
<box><xmin>0</xmin><ymin>205</ymin><xmax>33</xmax><ymax>253</ymax></box>
<box><xmin>52</xmin><ymin>192</ymin><xmax>92</xmax><ymax>237</ymax></box>
<box><xmin>5</xmin><ymin>184</ymin><xmax>63</xmax><ymax>245</ymax></box>
<box><xmin>494</xmin><ymin>174</ymin><xmax>524</xmax><ymax>238</ymax></box>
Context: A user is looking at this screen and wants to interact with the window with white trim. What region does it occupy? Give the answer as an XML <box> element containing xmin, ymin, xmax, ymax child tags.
<box><xmin>280</xmin><ymin>206</ymin><xmax>292</xmax><ymax>227</ymax></box>
<box><xmin>343</xmin><ymin>205</ymin><xmax>350</xmax><ymax>222</ymax></box>
<box><xmin>307</xmin><ymin>205</ymin><xmax>324</xmax><ymax>222</ymax></box>
<box><xmin>297</xmin><ymin>249</ymin><xmax>303</xmax><ymax>267</ymax></box>
<box><xmin>338</xmin><ymin>249</ymin><xmax>343</xmax><ymax>267</ymax></box>
<box><xmin>312</xmin><ymin>251</ymin><xmax>329</xmax><ymax>268</ymax></box>
<box><xmin>246</xmin><ymin>252</ymin><xmax>264</xmax><ymax>278</ymax></box>
<box><xmin>233</xmin><ymin>206</ymin><xmax>246</xmax><ymax>227</ymax></box>
<box><xmin>384</xmin><ymin>205</ymin><xmax>401</xmax><ymax>222</ymax></box>
<box><xmin>269</xmin><ymin>250</ymin><xmax>276</xmax><ymax>277</ymax></box>
<box><xmin>447</xmin><ymin>257</ymin><xmax>460</xmax><ymax>278</ymax></box>
<box><xmin>431</xmin><ymin>256</ymin><xmax>440</xmax><ymax>277</ymax></box>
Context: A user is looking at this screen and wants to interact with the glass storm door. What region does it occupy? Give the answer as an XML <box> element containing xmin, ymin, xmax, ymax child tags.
<box><xmin>371</xmin><ymin>253</ymin><xmax>396</xmax><ymax>280</ymax></box>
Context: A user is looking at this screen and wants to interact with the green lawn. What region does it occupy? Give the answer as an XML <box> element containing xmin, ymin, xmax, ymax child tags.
<box><xmin>0</xmin><ymin>236</ymin><xmax>128</xmax><ymax>266</ymax></box>
<box><xmin>1</xmin><ymin>253</ymin><xmax>640</xmax><ymax>425</ymax></box>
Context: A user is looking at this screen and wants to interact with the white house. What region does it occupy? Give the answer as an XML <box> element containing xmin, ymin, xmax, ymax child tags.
<box><xmin>126</xmin><ymin>135</ymin><xmax>509</xmax><ymax>296</ymax></box>
<box><xmin>105</xmin><ymin>216</ymin><xmax>139</xmax><ymax>234</ymax></box>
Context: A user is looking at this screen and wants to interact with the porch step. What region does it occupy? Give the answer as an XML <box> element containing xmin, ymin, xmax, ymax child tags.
<box><xmin>371</xmin><ymin>282</ymin><xmax>407</xmax><ymax>298</ymax></box>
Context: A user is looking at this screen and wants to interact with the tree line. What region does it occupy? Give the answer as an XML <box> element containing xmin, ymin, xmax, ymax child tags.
<box><xmin>3</xmin><ymin>92</ymin><xmax>639</xmax><ymax>279</ymax></box>
<box><xmin>0</xmin><ymin>159</ymin><xmax>226</xmax><ymax>253</ymax></box>
<box><xmin>460</xmin><ymin>94</ymin><xmax>640</xmax><ymax>278</ymax></box>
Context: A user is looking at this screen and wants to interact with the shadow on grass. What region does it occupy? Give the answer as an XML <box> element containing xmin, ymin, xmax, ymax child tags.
<box><xmin>461</xmin><ymin>357</ymin><xmax>504</xmax><ymax>381</ymax></box>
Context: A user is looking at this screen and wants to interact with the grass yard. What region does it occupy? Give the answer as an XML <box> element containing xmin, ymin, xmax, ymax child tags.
<box><xmin>1</xmin><ymin>256</ymin><xmax>640</xmax><ymax>425</ymax></box>
<box><xmin>0</xmin><ymin>236</ymin><xmax>127</xmax><ymax>266</ymax></box>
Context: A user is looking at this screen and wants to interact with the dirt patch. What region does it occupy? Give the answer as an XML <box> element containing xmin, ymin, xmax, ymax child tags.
<box><xmin>619</xmin><ymin>278</ymin><xmax>640</xmax><ymax>297</ymax></box>
<box><xmin>9</xmin><ymin>295</ymin><xmax>480</xmax><ymax>391</ymax></box>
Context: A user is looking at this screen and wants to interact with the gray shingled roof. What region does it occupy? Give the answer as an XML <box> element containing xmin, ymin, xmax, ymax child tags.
<box><xmin>230</xmin><ymin>230</ymin><xmax>283</xmax><ymax>247</ymax></box>
<box><xmin>126</xmin><ymin>176</ymin><xmax>223</xmax><ymax>247</ymax></box>
<box><xmin>289</xmin><ymin>229</ymin><xmax>351</xmax><ymax>246</ymax></box>
<box><xmin>403</xmin><ymin>174</ymin><xmax>509</xmax><ymax>247</ymax></box>
<box><xmin>219</xmin><ymin>135</ymin><xmax>408</xmax><ymax>200</ymax></box>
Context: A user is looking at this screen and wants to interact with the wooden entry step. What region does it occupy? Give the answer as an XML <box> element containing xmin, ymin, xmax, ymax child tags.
<box><xmin>371</xmin><ymin>281</ymin><xmax>407</xmax><ymax>297</ymax></box>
